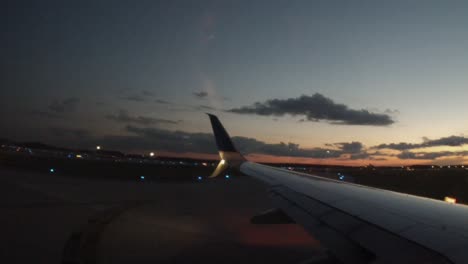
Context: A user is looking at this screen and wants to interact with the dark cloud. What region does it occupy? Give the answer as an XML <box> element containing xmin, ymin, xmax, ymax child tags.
<box><xmin>121</xmin><ymin>90</ymin><xmax>156</xmax><ymax>102</ymax></box>
<box><xmin>155</xmin><ymin>99</ymin><xmax>171</xmax><ymax>104</ymax></box>
<box><xmin>141</xmin><ymin>90</ymin><xmax>155</xmax><ymax>96</ymax></box>
<box><xmin>397</xmin><ymin>151</ymin><xmax>468</xmax><ymax>160</ymax></box>
<box><xmin>396</xmin><ymin>151</ymin><xmax>419</xmax><ymax>160</ymax></box>
<box><xmin>370</xmin><ymin>157</ymin><xmax>388</xmax><ymax>161</ymax></box>
<box><xmin>349</xmin><ymin>152</ymin><xmax>371</xmax><ymax>160</ymax></box>
<box><xmin>31</xmin><ymin>110</ymin><xmax>63</xmax><ymax>119</ymax></box>
<box><xmin>121</xmin><ymin>95</ymin><xmax>146</xmax><ymax>102</ymax></box>
<box><xmin>192</xmin><ymin>91</ymin><xmax>229</xmax><ymax>102</ymax></box>
<box><xmin>384</xmin><ymin>109</ymin><xmax>400</xmax><ymax>115</ymax></box>
<box><xmin>350</xmin><ymin>149</ymin><xmax>391</xmax><ymax>160</ymax></box>
<box><xmin>123</xmin><ymin>125</ymin><xmax>216</xmax><ymax>153</ymax></box>
<box><xmin>33</xmin><ymin>98</ymin><xmax>80</xmax><ymax>118</ymax></box>
<box><xmin>194</xmin><ymin>105</ymin><xmax>218</xmax><ymax>111</ymax></box>
<box><xmin>106</xmin><ymin>110</ymin><xmax>181</xmax><ymax>126</ymax></box>
<box><xmin>374</xmin><ymin>142</ymin><xmax>418</xmax><ymax>151</ymax></box>
<box><xmin>193</xmin><ymin>91</ymin><xmax>208</xmax><ymax>98</ymax></box>
<box><xmin>327</xmin><ymin>141</ymin><xmax>380</xmax><ymax>160</ymax></box>
<box><xmin>333</xmin><ymin>142</ymin><xmax>364</xmax><ymax>153</ymax></box>
<box><xmin>232</xmin><ymin>137</ymin><xmax>342</xmax><ymax>158</ymax></box>
<box><xmin>119</xmin><ymin>125</ymin><xmax>343</xmax><ymax>158</ymax></box>
<box><xmin>228</xmin><ymin>93</ymin><xmax>395</xmax><ymax>126</ymax></box>
<box><xmin>50</xmin><ymin>127</ymin><xmax>90</xmax><ymax>138</ymax></box>
<box><xmin>375</xmin><ymin>136</ymin><xmax>468</xmax><ymax>150</ymax></box>
<box><xmin>43</xmin><ymin>125</ymin><xmax>463</xmax><ymax>161</ymax></box>
<box><xmin>326</xmin><ymin>141</ymin><xmax>389</xmax><ymax>160</ymax></box>
<box><xmin>424</xmin><ymin>136</ymin><xmax>468</xmax><ymax>147</ymax></box>
<box><xmin>48</xmin><ymin>97</ymin><xmax>80</xmax><ymax>113</ymax></box>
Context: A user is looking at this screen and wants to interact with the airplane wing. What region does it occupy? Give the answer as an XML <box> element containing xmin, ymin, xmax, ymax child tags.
<box><xmin>206</xmin><ymin>114</ymin><xmax>468</xmax><ymax>264</ymax></box>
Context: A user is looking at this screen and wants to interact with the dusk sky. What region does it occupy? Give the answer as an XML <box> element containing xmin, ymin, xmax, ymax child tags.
<box><xmin>2</xmin><ymin>1</ymin><xmax>468</xmax><ymax>165</ymax></box>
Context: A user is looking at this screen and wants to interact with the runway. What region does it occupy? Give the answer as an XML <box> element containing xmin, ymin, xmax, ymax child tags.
<box><xmin>0</xmin><ymin>168</ymin><xmax>321</xmax><ymax>263</ymax></box>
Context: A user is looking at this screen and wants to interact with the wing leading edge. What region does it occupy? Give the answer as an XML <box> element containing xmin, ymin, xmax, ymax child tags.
<box><xmin>207</xmin><ymin>114</ymin><xmax>468</xmax><ymax>264</ymax></box>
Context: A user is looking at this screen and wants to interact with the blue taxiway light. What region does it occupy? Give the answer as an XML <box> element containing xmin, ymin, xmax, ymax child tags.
<box><xmin>197</xmin><ymin>176</ymin><xmax>203</xmax><ymax>181</ymax></box>
<box><xmin>225</xmin><ymin>175</ymin><xmax>230</xmax><ymax>179</ymax></box>
<box><xmin>50</xmin><ymin>168</ymin><xmax>55</xmax><ymax>173</ymax></box>
<box><xmin>140</xmin><ymin>175</ymin><xmax>145</xmax><ymax>180</ymax></box>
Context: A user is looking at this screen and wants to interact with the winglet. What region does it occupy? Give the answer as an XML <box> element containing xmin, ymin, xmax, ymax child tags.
<box><xmin>207</xmin><ymin>113</ymin><xmax>238</xmax><ymax>152</ymax></box>
<box><xmin>207</xmin><ymin>114</ymin><xmax>245</xmax><ymax>177</ymax></box>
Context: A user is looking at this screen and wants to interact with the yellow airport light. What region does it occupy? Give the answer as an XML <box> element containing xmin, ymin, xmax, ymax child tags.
<box><xmin>444</xmin><ymin>197</ymin><xmax>457</xmax><ymax>204</ymax></box>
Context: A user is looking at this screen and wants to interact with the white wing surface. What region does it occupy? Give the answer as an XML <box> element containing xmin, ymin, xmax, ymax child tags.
<box><xmin>207</xmin><ymin>114</ymin><xmax>468</xmax><ymax>264</ymax></box>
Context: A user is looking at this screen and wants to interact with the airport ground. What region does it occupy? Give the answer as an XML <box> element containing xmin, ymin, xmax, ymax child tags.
<box><xmin>2</xmin><ymin>151</ymin><xmax>468</xmax><ymax>203</ymax></box>
<box><xmin>0</xmin><ymin>166</ymin><xmax>322</xmax><ymax>264</ymax></box>
<box><xmin>2</xmin><ymin>152</ymin><xmax>468</xmax><ymax>263</ymax></box>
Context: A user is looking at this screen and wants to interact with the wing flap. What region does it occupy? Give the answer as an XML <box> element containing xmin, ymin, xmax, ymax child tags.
<box><xmin>271</xmin><ymin>185</ymin><xmax>452</xmax><ymax>264</ymax></box>
<box><xmin>271</xmin><ymin>187</ymin><xmax>375</xmax><ymax>263</ymax></box>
